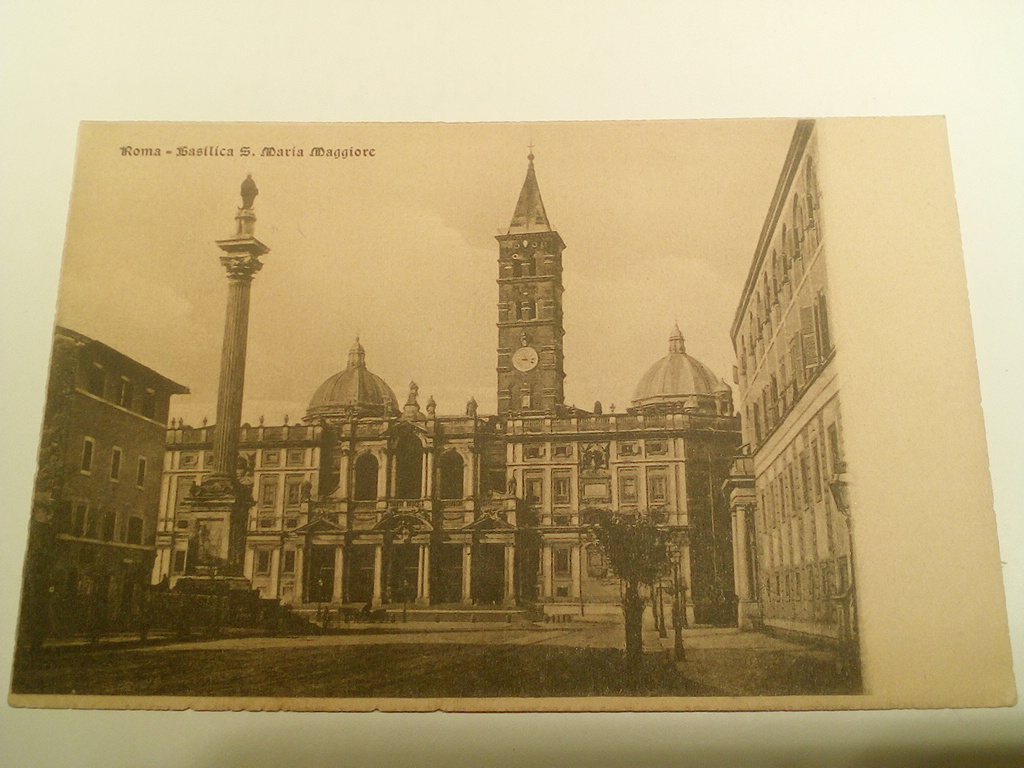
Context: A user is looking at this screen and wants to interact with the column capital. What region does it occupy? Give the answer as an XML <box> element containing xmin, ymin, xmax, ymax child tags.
<box><xmin>219</xmin><ymin>253</ymin><xmax>264</xmax><ymax>281</ymax></box>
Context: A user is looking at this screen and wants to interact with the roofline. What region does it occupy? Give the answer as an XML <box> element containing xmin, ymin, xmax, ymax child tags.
<box><xmin>730</xmin><ymin>119</ymin><xmax>815</xmax><ymax>342</ymax></box>
<box><xmin>56</xmin><ymin>325</ymin><xmax>190</xmax><ymax>395</ymax></box>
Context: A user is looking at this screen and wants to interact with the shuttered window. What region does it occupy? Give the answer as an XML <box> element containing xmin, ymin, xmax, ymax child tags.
<box><xmin>790</xmin><ymin>334</ymin><xmax>804</xmax><ymax>389</ymax></box>
<box><xmin>801</xmin><ymin>306</ymin><xmax>819</xmax><ymax>369</ymax></box>
<box><xmin>817</xmin><ymin>293</ymin><xmax>832</xmax><ymax>357</ymax></box>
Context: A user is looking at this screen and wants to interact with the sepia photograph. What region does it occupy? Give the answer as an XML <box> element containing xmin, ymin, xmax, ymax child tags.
<box><xmin>6</xmin><ymin>118</ymin><xmax>1014</xmax><ymax>712</ymax></box>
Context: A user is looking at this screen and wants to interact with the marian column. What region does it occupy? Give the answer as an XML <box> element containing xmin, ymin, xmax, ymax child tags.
<box><xmin>184</xmin><ymin>175</ymin><xmax>269</xmax><ymax>577</ymax></box>
<box><xmin>211</xmin><ymin>175</ymin><xmax>269</xmax><ymax>478</ymax></box>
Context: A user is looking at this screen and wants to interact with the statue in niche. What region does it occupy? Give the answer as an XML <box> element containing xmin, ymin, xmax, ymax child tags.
<box><xmin>581</xmin><ymin>444</ymin><xmax>608</xmax><ymax>473</ymax></box>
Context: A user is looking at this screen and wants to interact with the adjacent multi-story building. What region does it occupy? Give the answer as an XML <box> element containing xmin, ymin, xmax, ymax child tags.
<box><xmin>726</xmin><ymin>120</ymin><xmax>855</xmax><ymax>646</ymax></box>
<box><xmin>153</xmin><ymin>154</ymin><xmax>742</xmax><ymax>624</ymax></box>
<box><xmin>18</xmin><ymin>327</ymin><xmax>187</xmax><ymax>644</ymax></box>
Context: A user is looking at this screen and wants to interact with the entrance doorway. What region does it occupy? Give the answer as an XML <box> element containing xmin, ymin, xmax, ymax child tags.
<box><xmin>345</xmin><ymin>546</ymin><xmax>375</xmax><ymax>605</ymax></box>
<box><xmin>306</xmin><ymin>546</ymin><xmax>335</xmax><ymax>604</ymax></box>
<box><xmin>386</xmin><ymin>544</ymin><xmax>418</xmax><ymax>604</ymax></box>
<box><xmin>517</xmin><ymin>545</ymin><xmax>539</xmax><ymax>603</ymax></box>
<box><xmin>433</xmin><ymin>545</ymin><xmax>463</xmax><ymax>604</ymax></box>
<box><xmin>472</xmin><ymin>544</ymin><xmax>505</xmax><ymax>605</ymax></box>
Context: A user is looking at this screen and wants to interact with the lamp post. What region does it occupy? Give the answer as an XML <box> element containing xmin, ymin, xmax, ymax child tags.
<box><xmin>669</xmin><ymin>546</ymin><xmax>687</xmax><ymax>662</ymax></box>
<box><xmin>657</xmin><ymin>581</ymin><xmax>667</xmax><ymax>639</ymax></box>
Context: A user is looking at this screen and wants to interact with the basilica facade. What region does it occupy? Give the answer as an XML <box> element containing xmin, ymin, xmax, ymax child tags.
<box><xmin>153</xmin><ymin>154</ymin><xmax>742</xmax><ymax>624</ymax></box>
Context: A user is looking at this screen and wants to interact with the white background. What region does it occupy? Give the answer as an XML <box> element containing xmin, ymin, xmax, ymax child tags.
<box><xmin>1</xmin><ymin>2</ymin><xmax>1021</xmax><ymax>765</ymax></box>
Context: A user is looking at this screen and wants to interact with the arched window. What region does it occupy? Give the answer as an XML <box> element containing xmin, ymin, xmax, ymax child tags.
<box><xmin>519</xmin><ymin>299</ymin><xmax>536</xmax><ymax>320</ymax></box>
<box><xmin>353</xmin><ymin>452</ymin><xmax>378</xmax><ymax>501</ymax></box>
<box><xmin>437</xmin><ymin>450</ymin><xmax>465</xmax><ymax>499</ymax></box>
<box><xmin>394</xmin><ymin>433</ymin><xmax>423</xmax><ymax>500</ymax></box>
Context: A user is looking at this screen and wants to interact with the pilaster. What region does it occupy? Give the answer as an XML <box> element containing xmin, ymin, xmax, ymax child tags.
<box><xmin>332</xmin><ymin>546</ymin><xmax>345</xmax><ymax>603</ymax></box>
<box><xmin>371</xmin><ymin>544</ymin><xmax>383</xmax><ymax>608</ymax></box>
<box><xmin>503</xmin><ymin>544</ymin><xmax>516</xmax><ymax>606</ymax></box>
<box><xmin>461</xmin><ymin>544</ymin><xmax>473</xmax><ymax>604</ymax></box>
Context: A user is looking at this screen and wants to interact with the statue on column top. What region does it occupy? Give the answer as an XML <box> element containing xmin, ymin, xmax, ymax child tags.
<box><xmin>240</xmin><ymin>174</ymin><xmax>258</xmax><ymax>210</ymax></box>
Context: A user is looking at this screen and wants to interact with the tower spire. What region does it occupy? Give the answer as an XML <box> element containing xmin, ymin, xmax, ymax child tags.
<box><xmin>508</xmin><ymin>149</ymin><xmax>551</xmax><ymax>234</ymax></box>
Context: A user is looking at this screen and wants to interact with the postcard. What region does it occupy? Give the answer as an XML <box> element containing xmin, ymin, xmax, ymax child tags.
<box><xmin>8</xmin><ymin>118</ymin><xmax>1015</xmax><ymax>711</ymax></box>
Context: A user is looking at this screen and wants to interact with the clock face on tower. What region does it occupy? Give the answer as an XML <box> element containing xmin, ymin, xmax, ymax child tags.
<box><xmin>512</xmin><ymin>346</ymin><xmax>539</xmax><ymax>372</ymax></box>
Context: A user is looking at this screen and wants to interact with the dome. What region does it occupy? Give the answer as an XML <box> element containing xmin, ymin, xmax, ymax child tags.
<box><xmin>305</xmin><ymin>338</ymin><xmax>399</xmax><ymax>421</ymax></box>
<box><xmin>632</xmin><ymin>325</ymin><xmax>726</xmax><ymax>408</ymax></box>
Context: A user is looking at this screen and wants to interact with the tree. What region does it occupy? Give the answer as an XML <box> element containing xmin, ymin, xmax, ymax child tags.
<box><xmin>586</xmin><ymin>509</ymin><xmax>672</xmax><ymax>675</ymax></box>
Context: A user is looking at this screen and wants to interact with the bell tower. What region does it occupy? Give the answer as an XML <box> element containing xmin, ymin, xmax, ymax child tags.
<box><xmin>495</xmin><ymin>150</ymin><xmax>566</xmax><ymax>417</ymax></box>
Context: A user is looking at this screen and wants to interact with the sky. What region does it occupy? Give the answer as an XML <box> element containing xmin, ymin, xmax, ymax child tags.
<box><xmin>55</xmin><ymin>120</ymin><xmax>796</xmax><ymax>426</ymax></box>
